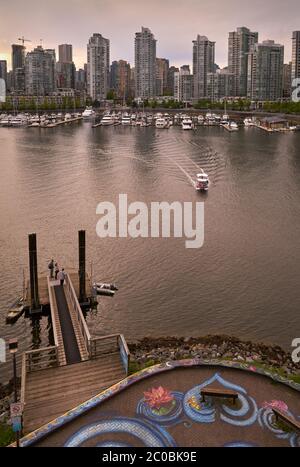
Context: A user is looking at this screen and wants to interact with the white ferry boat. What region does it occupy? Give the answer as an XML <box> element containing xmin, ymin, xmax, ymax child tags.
<box><xmin>181</xmin><ymin>117</ymin><xmax>193</xmax><ymax>130</ymax></box>
<box><xmin>195</xmin><ymin>170</ymin><xmax>210</xmax><ymax>191</ymax></box>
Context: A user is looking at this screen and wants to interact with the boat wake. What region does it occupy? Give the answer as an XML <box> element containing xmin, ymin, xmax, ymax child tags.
<box><xmin>165</xmin><ymin>156</ymin><xmax>196</xmax><ymax>188</ymax></box>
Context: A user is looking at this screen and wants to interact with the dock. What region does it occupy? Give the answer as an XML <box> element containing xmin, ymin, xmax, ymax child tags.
<box><xmin>20</xmin><ymin>231</ymin><xmax>130</xmax><ymax>435</ymax></box>
<box><xmin>24</xmin><ymin>270</ymin><xmax>92</xmax><ymax>310</ymax></box>
<box><xmin>253</xmin><ymin>124</ymin><xmax>275</xmax><ymax>133</ymax></box>
<box><xmin>45</xmin><ymin>117</ymin><xmax>83</xmax><ymax>128</ymax></box>
<box><xmin>92</xmin><ymin>121</ymin><xmax>103</xmax><ymax>128</ymax></box>
<box><xmin>221</xmin><ymin>124</ymin><xmax>238</xmax><ymax>132</ymax></box>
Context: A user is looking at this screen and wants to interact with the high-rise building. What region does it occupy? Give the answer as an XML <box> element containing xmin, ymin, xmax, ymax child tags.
<box><xmin>174</xmin><ymin>65</ymin><xmax>193</xmax><ymax>103</ymax></box>
<box><xmin>193</xmin><ymin>35</ymin><xmax>215</xmax><ymax>100</ymax></box>
<box><xmin>0</xmin><ymin>60</ymin><xmax>7</xmax><ymax>85</ymax></box>
<box><xmin>110</xmin><ymin>60</ymin><xmax>131</xmax><ymax>100</ymax></box>
<box><xmin>6</xmin><ymin>71</ymin><xmax>13</xmax><ymax>91</ymax></box>
<box><xmin>14</xmin><ymin>68</ymin><xmax>25</xmax><ymax>93</ymax></box>
<box><xmin>247</xmin><ymin>40</ymin><xmax>284</xmax><ymax>101</ymax></box>
<box><xmin>292</xmin><ymin>31</ymin><xmax>300</xmax><ymax>83</ymax></box>
<box><xmin>207</xmin><ymin>68</ymin><xmax>235</xmax><ymax>101</ymax></box>
<box><xmin>45</xmin><ymin>49</ymin><xmax>56</xmax><ymax>63</ymax></box>
<box><xmin>228</xmin><ymin>27</ymin><xmax>258</xmax><ymax>97</ymax></box>
<box><xmin>135</xmin><ymin>27</ymin><xmax>156</xmax><ymax>99</ymax></box>
<box><xmin>167</xmin><ymin>66</ymin><xmax>179</xmax><ymax>95</ymax></box>
<box><xmin>110</xmin><ymin>61</ymin><xmax>118</xmax><ymax>90</ymax></box>
<box><xmin>56</xmin><ymin>62</ymin><xmax>75</xmax><ymax>89</ymax></box>
<box><xmin>59</xmin><ymin>44</ymin><xmax>73</xmax><ymax>64</ymax></box>
<box><xmin>87</xmin><ymin>33</ymin><xmax>110</xmax><ymax>101</ymax></box>
<box><xmin>130</xmin><ymin>67</ymin><xmax>136</xmax><ymax>98</ymax></box>
<box><xmin>12</xmin><ymin>44</ymin><xmax>26</xmax><ymax>92</ymax></box>
<box><xmin>75</xmin><ymin>68</ymin><xmax>87</xmax><ymax>92</ymax></box>
<box><xmin>12</xmin><ymin>44</ymin><xmax>25</xmax><ymax>71</ymax></box>
<box><xmin>283</xmin><ymin>62</ymin><xmax>292</xmax><ymax>99</ymax></box>
<box><xmin>56</xmin><ymin>44</ymin><xmax>76</xmax><ymax>89</ymax></box>
<box><xmin>156</xmin><ymin>58</ymin><xmax>169</xmax><ymax>96</ymax></box>
<box><xmin>25</xmin><ymin>46</ymin><xmax>56</xmax><ymax>95</ymax></box>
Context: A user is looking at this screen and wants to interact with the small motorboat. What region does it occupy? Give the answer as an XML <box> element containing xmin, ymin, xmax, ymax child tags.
<box><xmin>6</xmin><ymin>297</ymin><xmax>25</xmax><ymax>324</ymax></box>
<box><xmin>95</xmin><ymin>282</ymin><xmax>118</xmax><ymax>291</ymax></box>
<box><xmin>195</xmin><ymin>170</ymin><xmax>210</xmax><ymax>191</ymax></box>
<box><xmin>93</xmin><ymin>282</ymin><xmax>118</xmax><ymax>297</ymax></box>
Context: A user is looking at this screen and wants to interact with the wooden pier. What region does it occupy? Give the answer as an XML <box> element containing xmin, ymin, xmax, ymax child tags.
<box><xmin>20</xmin><ymin>231</ymin><xmax>130</xmax><ymax>435</ymax></box>
<box><xmin>45</xmin><ymin>116</ymin><xmax>83</xmax><ymax>128</ymax></box>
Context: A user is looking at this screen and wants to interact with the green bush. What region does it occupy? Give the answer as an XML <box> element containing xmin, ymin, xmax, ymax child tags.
<box><xmin>0</xmin><ymin>423</ymin><xmax>15</xmax><ymax>447</ymax></box>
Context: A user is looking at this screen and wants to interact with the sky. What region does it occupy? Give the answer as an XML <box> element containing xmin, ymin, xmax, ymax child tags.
<box><xmin>0</xmin><ymin>0</ymin><xmax>299</xmax><ymax>70</ymax></box>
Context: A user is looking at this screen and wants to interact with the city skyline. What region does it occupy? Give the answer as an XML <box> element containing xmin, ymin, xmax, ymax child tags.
<box><xmin>0</xmin><ymin>0</ymin><xmax>300</xmax><ymax>70</ymax></box>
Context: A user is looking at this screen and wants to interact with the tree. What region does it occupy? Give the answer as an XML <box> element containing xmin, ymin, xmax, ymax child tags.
<box><xmin>106</xmin><ymin>90</ymin><xmax>115</xmax><ymax>100</ymax></box>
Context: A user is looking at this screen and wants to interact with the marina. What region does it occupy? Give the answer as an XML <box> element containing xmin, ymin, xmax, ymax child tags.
<box><xmin>1</xmin><ymin>108</ymin><xmax>300</xmax><ymax>132</ymax></box>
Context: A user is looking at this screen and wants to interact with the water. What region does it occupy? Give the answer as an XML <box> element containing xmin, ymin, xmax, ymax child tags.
<box><xmin>1</xmin><ymin>123</ymin><xmax>300</xmax><ymax>383</ymax></box>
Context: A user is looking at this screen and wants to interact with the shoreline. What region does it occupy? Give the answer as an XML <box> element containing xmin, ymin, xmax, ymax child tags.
<box><xmin>128</xmin><ymin>335</ymin><xmax>300</xmax><ymax>377</ymax></box>
<box><xmin>1</xmin><ymin>335</ymin><xmax>299</xmax><ymax>433</ymax></box>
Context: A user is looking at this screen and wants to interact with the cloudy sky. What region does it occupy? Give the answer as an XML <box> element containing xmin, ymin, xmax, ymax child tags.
<box><xmin>0</xmin><ymin>0</ymin><xmax>299</xmax><ymax>70</ymax></box>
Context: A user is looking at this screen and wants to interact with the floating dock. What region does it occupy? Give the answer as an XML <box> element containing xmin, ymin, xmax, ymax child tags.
<box><xmin>221</xmin><ymin>124</ymin><xmax>239</xmax><ymax>132</ymax></box>
<box><xmin>45</xmin><ymin>116</ymin><xmax>83</xmax><ymax>128</ymax></box>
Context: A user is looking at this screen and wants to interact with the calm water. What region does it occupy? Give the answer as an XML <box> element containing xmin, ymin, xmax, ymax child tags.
<box><xmin>1</xmin><ymin>123</ymin><xmax>300</xmax><ymax>382</ymax></box>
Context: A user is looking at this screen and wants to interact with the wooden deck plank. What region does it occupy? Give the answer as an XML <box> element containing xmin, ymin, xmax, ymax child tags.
<box><xmin>23</xmin><ymin>355</ymin><xmax>126</xmax><ymax>434</ymax></box>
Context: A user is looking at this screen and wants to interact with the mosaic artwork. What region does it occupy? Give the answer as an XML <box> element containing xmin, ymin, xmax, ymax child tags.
<box><xmin>61</xmin><ymin>373</ymin><xmax>300</xmax><ymax>448</ymax></box>
<box><xmin>19</xmin><ymin>360</ymin><xmax>300</xmax><ymax>447</ymax></box>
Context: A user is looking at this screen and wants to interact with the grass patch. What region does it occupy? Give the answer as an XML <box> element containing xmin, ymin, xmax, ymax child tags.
<box><xmin>239</xmin><ymin>360</ymin><xmax>300</xmax><ymax>384</ymax></box>
<box><xmin>273</xmin><ymin>419</ymin><xmax>294</xmax><ymax>433</ymax></box>
<box><xmin>290</xmin><ymin>374</ymin><xmax>300</xmax><ymax>384</ymax></box>
<box><xmin>129</xmin><ymin>359</ymin><xmax>158</xmax><ymax>375</ymax></box>
<box><xmin>0</xmin><ymin>423</ymin><xmax>15</xmax><ymax>447</ymax></box>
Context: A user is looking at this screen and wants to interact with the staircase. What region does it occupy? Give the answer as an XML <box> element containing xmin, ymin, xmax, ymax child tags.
<box><xmin>23</xmin><ymin>353</ymin><xmax>126</xmax><ymax>435</ymax></box>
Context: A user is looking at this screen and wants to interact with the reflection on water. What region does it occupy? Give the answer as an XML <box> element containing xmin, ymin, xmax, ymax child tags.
<box><xmin>1</xmin><ymin>124</ymin><xmax>300</xmax><ymax>382</ymax></box>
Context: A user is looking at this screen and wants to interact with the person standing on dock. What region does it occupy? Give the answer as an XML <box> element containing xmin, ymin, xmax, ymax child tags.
<box><xmin>48</xmin><ymin>259</ymin><xmax>55</xmax><ymax>279</ymax></box>
<box><xmin>58</xmin><ymin>268</ymin><xmax>66</xmax><ymax>287</ymax></box>
<box><xmin>54</xmin><ymin>263</ymin><xmax>59</xmax><ymax>280</ymax></box>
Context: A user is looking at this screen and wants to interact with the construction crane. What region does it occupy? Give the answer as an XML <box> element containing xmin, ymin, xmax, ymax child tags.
<box><xmin>18</xmin><ymin>36</ymin><xmax>32</xmax><ymax>46</ymax></box>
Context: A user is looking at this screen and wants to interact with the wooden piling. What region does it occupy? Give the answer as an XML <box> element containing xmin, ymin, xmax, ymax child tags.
<box><xmin>78</xmin><ymin>230</ymin><xmax>86</xmax><ymax>302</ymax></box>
<box><xmin>28</xmin><ymin>233</ymin><xmax>40</xmax><ymax>310</ymax></box>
